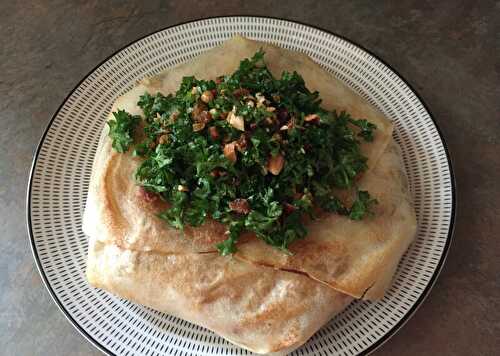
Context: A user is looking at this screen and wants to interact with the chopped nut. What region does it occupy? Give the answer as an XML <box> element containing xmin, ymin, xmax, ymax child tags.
<box><xmin>280</xmin><ymin>118</ymin><xmax>295</xmax><ymax>131</ymax></box>
<box><xmin>191</xmin><ymin>87</ymin><xmax>198</xmax><ymax>95</ymax></box>
<box><xmin>191</xmin><ymin>102</ymin><xmax>207</xmax><ymax>119</ymax></box>
<box><xmin>255</xmin><ymin>92</ymin><xmax>267</xmax><ymax>108</ymax></box>
<box><xmin>200</xmin><ymin>90</ymin><xmax>214</xmax><ymax>103</ymax></box>
<box><xmin>208</xmin><ymin>126</ymin><xmax>219</xmax><ymax>140</ymax></box>
<box><xmin>232</xmin><ymin>88</ymin><xmax>250</xmax><ymax>98</ymax></box>
<box><xmin>235</xmin><ymin>133</ymin><xmax>248</xmax><ymax>152</ymax></box>
<box><xmin>192</xmin><ymin>122</ymin><xmax>206</xmax><ymax>132</ymax></box>
<box><xmin>223</xmin><ymin>142</ymin><xmax>237</xmax><ymax>163</ymax></box>
<box><xmin>267</xmin><ymin>154</ymin><xmax>285</xmax><ymax>175</ymax></box>
<box><xmin>177</xmin><ymin>185</ymin><xmax>189</xmax><ymax>192</ymax></box>
<box><xmin>196</xmin><ymin>110</ymin><xmax>212</xmax><ymax>124</ymax></box>
<box><xmin>246</xmin><ymin>100</ymin><xmax>255</xmax><ymax>108</ymax></box>
<box><xmin>158</xmin><ymin>134</ymin><xmax>169</xmax><ymax>144</ymax></box>
<box><xmin>266</xmin><ymin>106</ymin><xmax>276</xmax><ymax>112</ymax></box>
<box><xmin>228</xmin><ymin>199</ymin><xmax>251</xmax><ymax>214</ymax></box>
<box><xmin>169</xmin><ymin>111</ymin><xmax>179</xmax><ymax>123</ymax></box>
<box><xmin>227</xmin><ymin>111</ymin><xmax>245</xmax><ymax>131</ymax></box>
<box><xmin>304</xmin><ymin>114</ymin><xmax>320</xmax><ymax>123</ymax></box>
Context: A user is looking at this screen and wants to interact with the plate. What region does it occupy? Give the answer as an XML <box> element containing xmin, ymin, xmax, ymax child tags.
<box><xmin>27</xmin><ymin>16</ymin><xmax>455</xmax><ymax>356</ymax></box>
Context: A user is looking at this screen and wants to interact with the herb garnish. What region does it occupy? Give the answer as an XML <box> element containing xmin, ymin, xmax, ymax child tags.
<box><xmin>107</xmin><ymin>110</ymin><xmax>141</xmax><ymax>153</ymax></box>
<box><xmin>108</xmin><ymin>50</ymin><xmax>378</xmax><ymax>255</ymax></box>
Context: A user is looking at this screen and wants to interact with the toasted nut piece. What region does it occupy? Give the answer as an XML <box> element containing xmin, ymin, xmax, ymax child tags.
<box><xmin>265</xmin><ymin>117</ymin><xmax>274</xmax><ymax>125</ymax></box>
<box><xmin>169</xmin><ymin>111</ymin><xmax>179</xmax><ymax>123</ymax></box>
<box><xmin>200</xmin><ymin>90</ymin><xmax>214</xmax><ymax>103</ymax></box>
<box><xmin>232</xmin><ymin>88</ymin><xmax>250</xmax><ymax>98</ymax></box>
<box><xmin>280</xmin><ymin>125</ymin><xmax>289</xmax><ymax>131</ymax></box>
<box><xmin>177</xmin><ymin>185</ymin><xmax>189</xmax><ymax>192</ymax></box>
<box><xmin>192</xmin><ymin>122</ymin><xmax>205</xmax><ymax>132</ymax></box>
<box><xmin>158</xmin><ymin>134</ymin><xmax>169</xmax><ymax>144</ymax></box>
<box><xmin>191</xmin><ymin>87</ymin><xmax>198</xmax><ymax>95</ymax></box>
<box><xmin>255</xmin><ymin>92</ymin><xmax>267</xmax><ymax>108</ymax></box>
<box><xmin>266</xmin><ymin>106</ymin><xmax>276</xmax><ymax>112</ymax></box>
<box><xmin>196</xmin><ymin>110</ymin><xmax>212</xmax><ymax>124</ymax></box>
<box><xmin>304</xmin><ymin>114</ymin><xmax>320</xmax><ymax>123</ymax></box>
<box><xmin>208</xmin><ymin>126</ymin><xmax>219</xmax><ymax>140</ymax></box>
<box><xmin>227</xmin><ymin>111</ymin><xmax>245</xmax><ymax>131</ymax></box>
<box><xmin>267</xmin><ymin>154</ymin><xmax>285</xmax><ymax>175</ymax></box>
<box><xmin>223</xmin><ymin>142</ymin><xmax>237</xmax><ymax>163</ymax></box>
<box><xmin>191</xmin><ymin>102</ymin><xmax>207</xmax><ymax>119</ymax></box>
<box><xmin>235</xmin><ymin>133</ymin><xmax>248</xmax><ymax>152</ymax></box>
<box><xmin>228</xmin><ymin>199</ymin><xmax>251</xmax><ymax>214</ymax></box>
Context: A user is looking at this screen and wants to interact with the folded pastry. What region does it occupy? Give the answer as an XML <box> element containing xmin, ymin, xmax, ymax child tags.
<box><xmin>84</xmin><ymin>36</ymin><xmax>416</xmax><ymax>354</ymax></box>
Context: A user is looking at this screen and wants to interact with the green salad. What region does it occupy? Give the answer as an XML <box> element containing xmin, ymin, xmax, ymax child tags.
<box><xmin>108</xmin><ymin>50</ymin><xmax>378</xmax><ymax>255</ymax></box>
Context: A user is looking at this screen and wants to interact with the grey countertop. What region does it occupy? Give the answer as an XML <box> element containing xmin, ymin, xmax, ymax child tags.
<box><xmin>1</xmin><ymin>1</ymin><xmax>499</xmax><ymax>355</ymax></box>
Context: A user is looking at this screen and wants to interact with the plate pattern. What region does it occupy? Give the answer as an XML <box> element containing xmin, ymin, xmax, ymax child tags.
<box><xmin>28</xmin><ymin>16</ymin><xmax>454</xmax><ymax>356</ymax></box>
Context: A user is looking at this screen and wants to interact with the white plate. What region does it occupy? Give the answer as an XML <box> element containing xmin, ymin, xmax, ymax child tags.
<box><xmin>27</xmin><ymin>16</ymin><xmax>455</xmax><ymax>356</ymax></box>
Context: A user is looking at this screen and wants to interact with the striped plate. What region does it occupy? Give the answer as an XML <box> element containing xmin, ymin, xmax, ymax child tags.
<box><xmin>27</xmin><ymin>16</ymin><xmax>455</xmax><ymax>356</ymax></box>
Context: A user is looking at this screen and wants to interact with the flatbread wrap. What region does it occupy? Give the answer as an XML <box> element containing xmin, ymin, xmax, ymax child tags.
<box><xmin>83</xmin><ymin>35</ymin><xmax>416</xmax><ymax>354</ymax></box>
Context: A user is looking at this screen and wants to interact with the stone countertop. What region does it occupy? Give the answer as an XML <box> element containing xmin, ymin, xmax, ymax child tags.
<box><xmin>1</xmin><ymin>1</ymin><xmax>499</xmax><ymax>355</ymax></box>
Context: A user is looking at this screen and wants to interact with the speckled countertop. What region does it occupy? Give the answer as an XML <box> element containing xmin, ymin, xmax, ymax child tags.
<box><xmin>1</xmin><ymin>1</ymin><xmax>499</xmax><ymax>355</ymax></box>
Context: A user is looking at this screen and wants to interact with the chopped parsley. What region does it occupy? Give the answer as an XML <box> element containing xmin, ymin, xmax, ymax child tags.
<box><xmin>108</xmin><ymin>50</ymin><xmax>378</xmax><ymax>254</ymax></box>
<box><xmin>107</xmin><ymin>110</ymin><xmax>140</xmax><ymax>153</ymax></box>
